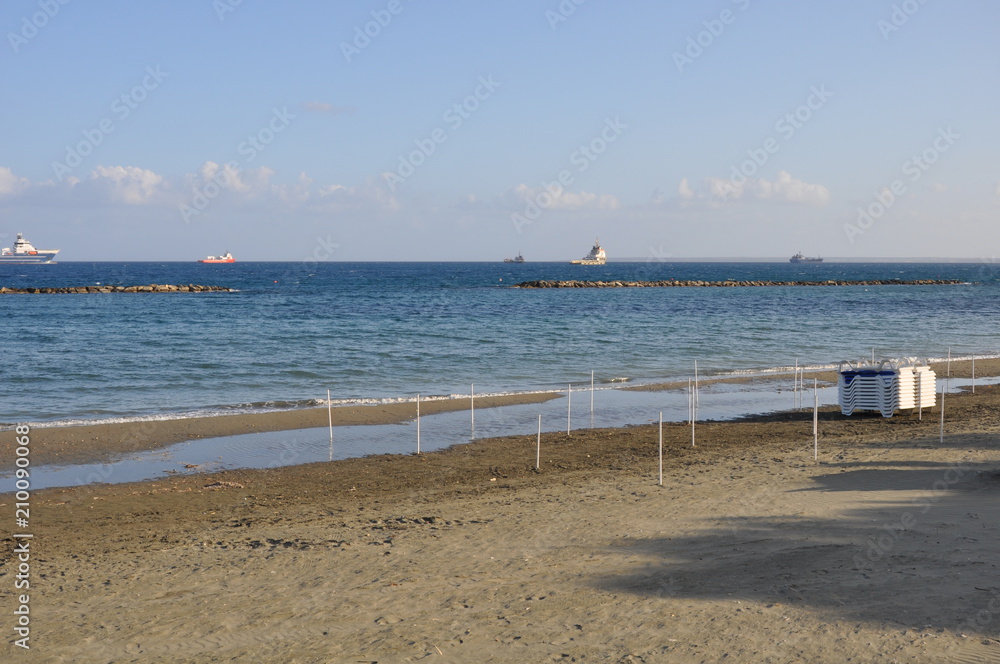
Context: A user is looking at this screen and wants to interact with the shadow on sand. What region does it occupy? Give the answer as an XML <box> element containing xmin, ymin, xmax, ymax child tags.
<box><xmin>593</xmin><ymin>446</ymin><xmax>1000</xmax><ymax>642</ymax></box>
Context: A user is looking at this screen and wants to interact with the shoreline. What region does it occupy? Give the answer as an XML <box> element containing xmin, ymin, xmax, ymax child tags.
<box><xmin>2</xmin><ymin>358</ymin><xmax>993</xmax><ymax>472</ymax></box>
<box><xmin>4</xmin><ymin>385</ymin><xmax>1000</xmax><ymax>660</ymax></box>
<box><xmin>0</xmin><ymin>391</ymin><xmax>558</xmax><ymax>470</ymax></box>
<box><xmin>627</xmin><ymin>357</ymin><xmax>997</xmax><ymax>392</ymax></box>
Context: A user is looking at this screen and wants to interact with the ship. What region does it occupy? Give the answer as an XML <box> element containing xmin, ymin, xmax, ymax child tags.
<box><xmin>789</xmin><ymin>252</ymin><xmax>822</xmax><ymax>263</ymax></box>
<box><xmin>570</xmin><ymin>238</ymin><xmax>606</xmax><ymax>265</ymax></box>
<box><xmin>504</xmin><ymin>252</ymin><xmax>525</xmax><ymax>263</ymax></box>
<box><xmin>0</xmin><ymin>233</ymin><xmax>60</xmax><ymax>264</ymax></box>
<box><xmin>198</xmin><ymin>252</ymin><xmax>235</xmax><ymax>263</ymax></box>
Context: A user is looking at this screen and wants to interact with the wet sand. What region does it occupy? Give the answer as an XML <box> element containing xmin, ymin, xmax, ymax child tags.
<box><xmin>0</xmin><ymin>392</ymin><xmax>558</xmax><ymax>470</ymax></box>
<box><xmin>2</xmin><ymin>377</ymin><xmax>1000</xmax><ymax>662</ymax></box>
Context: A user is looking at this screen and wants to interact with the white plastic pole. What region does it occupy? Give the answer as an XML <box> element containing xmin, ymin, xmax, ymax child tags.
<box><xmin>917</xmin><ymin>370</ymin><xmax>922</xmax><ymax>421</ymax></box>
<box><xmin>536</xmin><ymin>414</ymin><xmax>541</xmax><ymax>470</ymax></box>
<box><xmin>939</xmin><ymin>382</ymin><xmax>945</xmax><ymax>444</ymax></box>
<box><xmin>688</xmin><ymin>378</ymin><xmax>692</xmax><ymax>424</ymax></box>
<box><xmin>416</xmin><ymin>394</ymin><xmax>421</xmax><ymax>454</ymax></box>
<box><xmin>694</xmin><ymin>360</ymin><xmax>700</xmax><ymax>409</ymax></box>
<box><xmin>658</xmin><ymin>411</ymin><xmax>663</xmax><ymax>486</ymax></box>
<box><xmin>813</xmin><ymin>379</ymin><xmax>818</xmax><ymax>461</ymax></box>
<box><xmin>590</xmin><ymin>370</ymin><xmax>595</xmax><ymax>424</ymax></box>
<box><xmin>872</xmin><ymin>347</ymin><xmax>875</xmax><ymax>364</ymax></box>
<box><xmin>794</xmin><ymin>360</ymin><xmax>799</xmax><ymax>409</ymax></box>
<box><xmin>799</xmin><ymin>367</ymin><xmax>804</xmax><ymax>409</ymax></box>
<box><xmin>690</xmin><ymin>379</ymin><xmax>696</xmax><ymax>448</ymax></box>
<box><xmin>567</xmin><ymin>384</ymin><xmax>572</xmax><ymax>435</ymax></box>
<box><xmin>327</xmin><ymin>389</ymin><xmax>334</xmax><ymax>462</ymax></box>
<box><xmin>947</xmin><ymin>347</ymin><xmax>951</xmax><ymax>378</ymax></box>
<box><xmin>470</xmin><ymin>383</ymin><xmax>475</xmax><ymax>439</ymax></box>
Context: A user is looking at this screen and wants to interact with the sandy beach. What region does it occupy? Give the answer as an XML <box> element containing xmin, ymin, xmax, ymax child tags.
<box><xmin>3</xmin><ymin>364</ymin><xmax>1000</xmax><ymax>662</ymax></box>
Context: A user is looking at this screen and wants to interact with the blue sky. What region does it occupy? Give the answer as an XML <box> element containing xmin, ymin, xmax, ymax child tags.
<box><xmin>1</xmin><ymin>0</ymin><xmax>997</xmax><ymax>260</ymax></box>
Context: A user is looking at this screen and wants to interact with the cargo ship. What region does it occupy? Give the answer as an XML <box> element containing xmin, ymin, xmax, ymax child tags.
<box><xmin>198</xmin><ymin>252</ymin><xmax>235</xmax><ymax>263</ymax></box>
<box><xmin>789</xmin><ymin>252</ymin><xmax>822</xmax><ymax>263</ymax></box>
<box><xmin>570</xmin><ymin>239</ymin><xmax>606</xmax><ymax>265</ymax></box>
<box><xmin>0</xmin><ymin>233</ymin><xmax>60</xmax><ymax>264</ymax></box>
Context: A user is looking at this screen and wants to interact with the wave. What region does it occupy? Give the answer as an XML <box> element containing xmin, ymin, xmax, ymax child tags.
<box><xmin>714</xmin><ymin>352</ymin><xmax>1000</xmax><ymax>378</ymax></box>
<box><xmin>5</xmin><ymin>352</ymin><xmax>997</xmax><ymax>432</ymax></box>
<box><xmin>0</xmin><ymin>389</ymin><xmax>569</xmax><ymax>430</ymax></box>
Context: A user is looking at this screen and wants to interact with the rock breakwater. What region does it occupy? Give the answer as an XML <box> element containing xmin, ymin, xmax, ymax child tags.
<box><xmin>515</xmin><ymin>279</ymin><xmax>964</xmax><ymax>289</ymax></box>
<box><xmin>0</xmin><ymin>284</ymin><xmax>235</xmax><ymax>294</ymax></box>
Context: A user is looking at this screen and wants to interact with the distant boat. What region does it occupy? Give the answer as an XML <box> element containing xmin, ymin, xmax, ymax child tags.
<box><xmin>198</xmin><ymin>252</ymin><xmax>235</xmax><ymax>263</ymax></box>
<box><xmin>0</xmin><ymin>233</ymin><xmax>60</xmax><ymax>264</ymax></box>
<box><xmin>789</xmin><ymin>252</ymin><xmax>822</xmax><ymax>263</ymax></box>
<box><xmin>571</xmin><ymin>238</ymin><xmax>606</xmax><ymax>265</ymax></box>
<box><xmin>504</xmin><ymin>252</ymin><xmax>525</xmax><ymax>263</ymax></box>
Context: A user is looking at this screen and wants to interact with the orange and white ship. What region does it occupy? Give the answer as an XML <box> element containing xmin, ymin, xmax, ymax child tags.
<box><xmin>198</xmin><ymin>252</ymin><xmax>235</xmax><ymax>263</ymax></box>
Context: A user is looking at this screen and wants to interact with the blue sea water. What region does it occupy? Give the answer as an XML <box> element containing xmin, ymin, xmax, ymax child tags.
<box><xmin>1</xmin><ymin>260</ymin><xmax>997</xmax><ymax>427</ymax></box>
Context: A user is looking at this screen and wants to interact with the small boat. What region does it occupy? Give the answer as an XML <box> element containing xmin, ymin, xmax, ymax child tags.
<box><xmin>198</xmin><ymin>252</ymin><xmax>235</xmax><ymax>263</ymax></box>
<box><xmin>571</xmin><ymin>238</ymin><xmax>606</xmax><ymax>265</ymax></box>
<box><xmin>789</xmin><ymin>252</ymin><xmax>822</xmax><ymax>263</ymax></box>
<box><xmin>0</xmin><ymin>233</ymin><xmax>60</xmax><ymax>264</ymax></box>
<box><xmin>504</xmin><ymin>252</ymin><xmax>525</xmax><ymax>263</ymax></box>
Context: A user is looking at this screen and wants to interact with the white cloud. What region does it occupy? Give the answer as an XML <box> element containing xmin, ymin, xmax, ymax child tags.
<box><xmin>0</xmin><ymin>167</ymin><xmax>29</xmax><ymax>196</ymax></box>
<box><xmin>502</xmin><ymin>184</ymin><xmax>620</xmax><ymax>211</ymax></box>
<box><xmin>83</xmin><ymin>165</ymin><xmax>165</xmax><ymax>204</ymax></box>
<box><xmin>0</xmin><ymin>162</ymin><xmax>408</xmax><ymax>219</ymax></box>
<box><xmin>677</xmin><ymin>177</ymin><xmax>694</xmax><ymax>200</ymax></box>
<box><xmin>702</xmin><ymin>170</ymin><xmax>831</xmax><ymax>206</ymax></box>
<box><xmin>312</xmin><ymin>176</ymin><xmax>399</xmax><ymax>211</ymax></box>
<box><xmin>190</xmin><ymin>161</ymin><xmax>280</xmax><ymax>197</ymax></box>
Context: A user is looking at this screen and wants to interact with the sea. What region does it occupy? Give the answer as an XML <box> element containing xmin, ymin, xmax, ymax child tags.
<box><xmin>2</xmin><ymin>260</ymin><xmax>996</xmax><ymax>426</ymax></box>
<box><xmin>2</xmin><ymin>260</ymin><xmax>997</xmax><ymax>489</ymax></box>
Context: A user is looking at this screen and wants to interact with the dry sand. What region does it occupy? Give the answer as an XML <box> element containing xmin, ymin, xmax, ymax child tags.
<box><xmin>2</xmin><ymin>371</ymin><xmax>1000</xmax><ymax>662</ymax></box>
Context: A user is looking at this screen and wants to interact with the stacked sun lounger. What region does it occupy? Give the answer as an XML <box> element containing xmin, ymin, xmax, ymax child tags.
<box><xmin>897</xmin><ymin>365</ymin><xmax>937</xmax><ymax>410</ymax></box>
<box><xmin>839</xmin><ymin>365</ymin><xmax>898</xmax><ymax>417</ymax></box>
<box><xmin>839</xmin><ymin>359</ymin><xmax>936</xmax><ymax>418</ymax></box>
